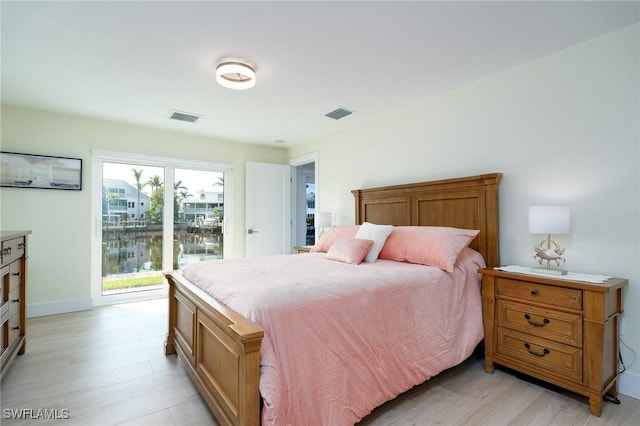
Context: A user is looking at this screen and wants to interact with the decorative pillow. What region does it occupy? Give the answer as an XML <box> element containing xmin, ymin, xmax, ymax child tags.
<box><xmin>378</xmin><ymin>226</ymin><xmax>479</xmax><ymax>273</ymax></box>
<box><xmin>310</xmin><ymin>225</ymin><xmax>360</xmax><ymax>253</ymax></box>
<box><xmin>354</xmin><ymin>222</ymin><xmax>394</xmax><ymax>263</ymax></box>
<box><xmin>326</xmin><ymin>238</ymin><xmax>374</xmax><ymax>265</ymax></box>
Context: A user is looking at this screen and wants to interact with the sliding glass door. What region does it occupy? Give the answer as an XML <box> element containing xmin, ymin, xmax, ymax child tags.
<box><xmin>173</xmin><ymin>168</ymin><xmax>225</xmax><ymax>269</ymax></box>
<box><xmin>101</xmin><ymin>161</ymin><xmax>165</xmax><ymax>296</ymax></box>
<box><xmin>92</xmin><ymin>150</ymin><xmax>232</xmax><ymax>305</ymax></box>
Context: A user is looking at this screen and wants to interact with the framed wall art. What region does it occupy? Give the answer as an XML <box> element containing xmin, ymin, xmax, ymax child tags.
<box><xmin>0</xmin><ymin>151</ymin><xmax>82</xmax><ymax>190</ymax></box>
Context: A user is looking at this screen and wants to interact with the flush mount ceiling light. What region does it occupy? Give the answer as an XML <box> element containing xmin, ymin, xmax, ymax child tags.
<box><xmin>216</xmin><ymin>61</ymin><xmax>256</xmax><ymax>90</ymax></box>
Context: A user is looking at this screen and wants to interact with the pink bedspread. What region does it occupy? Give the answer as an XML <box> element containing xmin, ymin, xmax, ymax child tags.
<box><xmin>182</xmin><ymin>248</ymin><xmax>485</xmax><ymax>425</ymax></box>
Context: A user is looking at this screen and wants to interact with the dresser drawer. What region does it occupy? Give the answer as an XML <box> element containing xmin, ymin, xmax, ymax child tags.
<box><xmin>497</xmin><ymin>327</ymin><xmax>582</xmax><ymax>382</ymax></box>
<box><xmin>496</xmin><ymin>277</ymin><xmax>582</xmax><ymax>310</ymax></box>
<box><xmin>8</xmin><ymin>284</ymin><xmax>20</xmax><ymax>318</ymax></box>
<box><xmin>9</xmin><ymin>261</ymin><xmax>21</xmax><ymax>291</ymax></box>
<box><xmin>497</xmin><ymin>300</ymin><xmax>582</xmax><ymax>347</ymax></box>
<box><xmin>1</xmin><ymin>237</ymin><xmax>25</xmax><ymax>267</ymax></box>
<box><xmin>1</xmin><ymin>302</ymin><xmax>8</xmax><ymax>325</ymax></box>
<box><xmin>0</xmin><ymin>301</ymin><xmax>8</xmax><ymax>323</ymax></box>
<box><xmin>7</xmin><ymin>311</ymin><xmax>21</xmax><ymax>347</ymax></box>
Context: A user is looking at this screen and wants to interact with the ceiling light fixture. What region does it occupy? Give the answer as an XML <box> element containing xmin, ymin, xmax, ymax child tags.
<box><xmin>216</xmin><ymin>61</ymin><xmax>256</xmax><ymax>90</ymax></box>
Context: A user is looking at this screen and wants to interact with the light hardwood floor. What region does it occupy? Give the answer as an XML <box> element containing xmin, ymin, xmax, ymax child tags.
<box><xmin>1</xmin><ymin>298</ymin><xmax>638</xmax><ymax>425</ymax></box>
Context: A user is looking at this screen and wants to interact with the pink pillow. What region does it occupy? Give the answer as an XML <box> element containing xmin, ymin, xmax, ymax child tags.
<box><xmin>326</xmin><ymin>238</ymin><xmax>374</xmax><ymax>265</ymax></box>
<box><xmin>310</xmin><ymin>225</ymin><xmax>360</xmax><ymax>252</ymax></box>
<box><xmin>378</xmin><ymin>226</ymin><xmax>479</xmax><ymax>273</ymax></box>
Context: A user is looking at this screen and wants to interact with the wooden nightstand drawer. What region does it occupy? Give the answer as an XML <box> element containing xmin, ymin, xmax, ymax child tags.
<box><xmin>497</xmin><ymin>300</ymin><xmax>582</xmax><ymax>347</ymax></box>
<box><xmin>496</xmin><ymin>277</ymin><xmax>582</xmax><ymax>310</ymax></box>
<box><xmin>481</xmin><ymin>269</ymin><xmax>627</xmax><ymax>416</ymax></box>
<box><xmin>497</xmin><ymin>327</ymin><xmax>582</xmax><ymax>382</ymax></box>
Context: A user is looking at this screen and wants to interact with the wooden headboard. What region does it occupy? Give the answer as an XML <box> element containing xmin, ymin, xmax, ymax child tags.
<box><xmin>352</xmin><ymin>173</ymin><xmax>502</xmax><ymax>268</ymax></box>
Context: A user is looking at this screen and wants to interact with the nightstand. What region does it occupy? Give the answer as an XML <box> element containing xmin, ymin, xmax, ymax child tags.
<box><xmin>294</xmin><ymin>246</ymin><xmax>312</xmax><ymax>254</ymax></box>
<box><xmin>479</xmin><ymin>268</ymin><xmax>627</xmax><ymax>416</ymax></box>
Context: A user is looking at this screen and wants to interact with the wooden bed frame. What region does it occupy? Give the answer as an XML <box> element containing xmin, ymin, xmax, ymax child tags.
<box><xmin>164</xmin><ymin>172</ymin><xmax>502</xmax><ymax>426</ymax></box>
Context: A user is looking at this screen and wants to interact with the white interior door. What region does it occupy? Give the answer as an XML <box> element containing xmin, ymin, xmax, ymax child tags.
<box><xmin>246</xmin><ymin>162</ymin><xmax>291</xmax><ymax>257</ymax></box>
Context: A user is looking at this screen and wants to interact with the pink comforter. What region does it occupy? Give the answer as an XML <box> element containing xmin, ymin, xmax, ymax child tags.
<box><xmin>182</xmin><ymin>248</ymin><xmax>485</xmax><ymax>425</ymax></box>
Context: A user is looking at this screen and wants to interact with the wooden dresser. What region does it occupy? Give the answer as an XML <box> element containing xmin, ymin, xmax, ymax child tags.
<box><xmin>480</xmin><ymin>268</ymin><xmax>626</xmax><ymax>416</ymax></box>
<box><xmin>1</xmin><ymin>230</ymin><xmax>30</xmax><ymax>380</ymax></box>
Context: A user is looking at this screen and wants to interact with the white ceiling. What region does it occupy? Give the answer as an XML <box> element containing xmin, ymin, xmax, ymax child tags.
<box><xmin>2</xmin><ymin>1</ymin><xmax>638</xmax><ymax>147</ymax></box>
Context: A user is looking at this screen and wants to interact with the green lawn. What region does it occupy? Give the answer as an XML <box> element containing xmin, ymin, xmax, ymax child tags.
<box><xmin>102</xmin><ymin>275</ymin><xmax>163</xmax><ymax>291</ymax></box>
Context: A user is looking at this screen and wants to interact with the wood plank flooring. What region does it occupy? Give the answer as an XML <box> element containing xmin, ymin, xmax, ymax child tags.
<box><xmin>1</xmin><ymin>298</ymin><xmax>638</xmax><ymax>425</ymax></box>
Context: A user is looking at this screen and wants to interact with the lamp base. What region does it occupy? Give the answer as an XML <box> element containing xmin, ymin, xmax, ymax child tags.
<box><xmin>530</xmin><ymin>267</ymin><xmax>567</xmax><ymax>276</ymax></box>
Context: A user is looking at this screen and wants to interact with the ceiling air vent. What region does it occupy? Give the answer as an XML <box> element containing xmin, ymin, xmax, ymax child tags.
<box><xmin>324</xmin><ymin>107</ymin><xmax>353</xmax><ymax>120</ymax></box>
<box><xmin>168</xmin><ymin>110</ymin><xmax>202</xmax><ymax>123</ymax></box>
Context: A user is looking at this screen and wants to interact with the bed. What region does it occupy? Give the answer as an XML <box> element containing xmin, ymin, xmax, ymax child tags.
<box><xmin>164</xmin><ymin>172</ymin><xmax>502</xmax><ymax>425</ymax></box>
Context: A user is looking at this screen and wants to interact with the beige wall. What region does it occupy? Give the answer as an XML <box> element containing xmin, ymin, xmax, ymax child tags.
<box><xmin>289</xmin><ymin>24</ymin><xmax>640</xmax><ymax>396</ymax></box>
<box><xmin>0</xmin><ymin>106</ymin><xmax>287</xmax><ymax>309</ymax></box>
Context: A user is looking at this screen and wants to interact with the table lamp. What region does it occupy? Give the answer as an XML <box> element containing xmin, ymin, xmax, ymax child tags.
<box><xmin>315</xmin><ymin>212</ymin><xmax>332</xmax><ymax>237</ymax></box>
<box><xmin>529</xmin><ymin>205</ymin><xmax>570</xmax><ymax>275</ymax></box>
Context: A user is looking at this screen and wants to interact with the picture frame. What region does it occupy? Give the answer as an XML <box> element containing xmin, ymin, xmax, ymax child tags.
<box><xmin>0</xmin><ymin>151</ymin><xmax>82</xmax><ymax>190</ymax></box>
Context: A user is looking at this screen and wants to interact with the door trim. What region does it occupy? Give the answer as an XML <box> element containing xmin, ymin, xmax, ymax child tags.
<box><xmin>290</xmin><ymin>152</ymin><xmax>319</xmax><ymax>248</ymax></box>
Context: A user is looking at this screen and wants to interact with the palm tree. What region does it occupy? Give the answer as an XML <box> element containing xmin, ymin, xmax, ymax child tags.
<box><xmin>132</xmin><ymin>168</ymin><xmax>144</xmax><ymax>222</ymax></box>
<box><xmin>146</xmin><ymin>175</ymin><xmax>163</xmax><ymax>194</ymax></box>
<box><xmin>174</xmin><ymin>180</ymin><xmax>187</xmax><ymax>193</ymax></box>
<box><xmin>146</xmin><ymin>175</ymin><xmax>164</xmax><ymax>224</ymax></box>
<box><xmin>173</xmin><ymin>181</ymin><xmax>189</xmax><ymax>222</ymax></box>
<box><xmin>212</xmin><ymin>176</ymin><xmax>224</xmax><ymax>188</ymax></box>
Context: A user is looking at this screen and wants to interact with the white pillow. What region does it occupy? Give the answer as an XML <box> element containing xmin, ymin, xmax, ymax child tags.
<box><xmin>354</xmin><ymin>222</ymin><xmax>394</xmax><ymax>263</ymax></box>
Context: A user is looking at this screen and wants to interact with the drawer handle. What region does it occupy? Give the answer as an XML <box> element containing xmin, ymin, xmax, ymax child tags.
<box><xmin>524</xmin><ymin>313</ymin><xmax>550</xmax><ymax>327</ymax></box>
<box><xmin>11</xmin><ymin>326</ymin><xmax>20</xmax><ymax>330</ymax></box>
<box><xmin>530</xmin><ymin>289</ymin><xmax>538</xmax><ymax>296</ymax></box>
<box><xmin>11</xmin><ymin>298</ymin><xmax>20</xmax><ymax>303</ymax></box>
<box><xmin>524</xmin><ymin>343</ymin><xmax>550</xmax><ymax>357</ymax></box>
<box><xmin>11</xmin><ymin>272</ymin><xmax>21</xmax><ymax>277</ymax></box>
<box><xmin>2</xmin><ymin>247</ymin><xmax>11</xmax><ymax>255</ymax></box>
<box><xmin>17</xmin><ymin>243</ymin><xmax>24</xmax><ymax>250</ymax></box>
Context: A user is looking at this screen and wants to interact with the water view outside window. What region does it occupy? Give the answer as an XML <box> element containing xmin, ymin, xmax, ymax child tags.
<box><xmin>102</xmin><ymin>162</ymin><xmax>165</xmax><ymax>295</ymax></box>
<box><xmin>101</xmin><ymin>163</ymin><xmax>224</xmax><ymax>295</ymax></box>
<box><xmin>173</xmin><ymin>168</ymin><xmax>224</xmax><ymax>269</ymax></box>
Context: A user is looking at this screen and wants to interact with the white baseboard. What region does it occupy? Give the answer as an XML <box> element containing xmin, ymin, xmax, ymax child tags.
<box><xmin>27</xmin><ymin>298</ymin><xmax>92</xmax><ymax>318</ymax></box>
<box><xmin>619</xmin><ymin>370</ymin><xmax>640</xmax><ymax>400</ymax></box>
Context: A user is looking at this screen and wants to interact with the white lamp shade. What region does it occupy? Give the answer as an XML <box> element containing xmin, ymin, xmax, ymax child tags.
<box><xmin>529</xmin><ymin>205</ymin><xmax>570</xmax><ymax>234</ymax></box>
<box><xmin>315</xmin><ymin>212</ymin><xmax>332</xmax><ymax>228</ymax></box>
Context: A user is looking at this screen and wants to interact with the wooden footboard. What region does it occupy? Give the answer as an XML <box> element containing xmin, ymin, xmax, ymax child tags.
<box><xmin>164</xmin><ymin>271</ymin><xmax>264</xmax><ymax>426</ymax></box>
